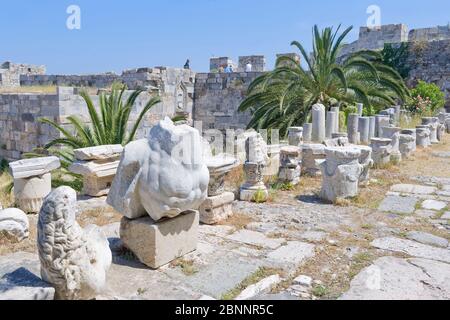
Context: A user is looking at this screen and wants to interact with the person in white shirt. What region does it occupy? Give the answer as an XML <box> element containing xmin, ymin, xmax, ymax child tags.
<box><xmin>245</xmin><ymin>62</ymin><xmax>252</xmax><ymax>72</ymax></box>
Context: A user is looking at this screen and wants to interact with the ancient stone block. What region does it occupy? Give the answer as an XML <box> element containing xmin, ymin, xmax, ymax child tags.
<box><xmin>120</xmin><ymin>210</ymin><xmax>199</xmax><ymax>269</ymax></box>
<box><xmin>199</xmin><ymin>192</ymin><xmax>234</xmax><ymax>225</ymax></box>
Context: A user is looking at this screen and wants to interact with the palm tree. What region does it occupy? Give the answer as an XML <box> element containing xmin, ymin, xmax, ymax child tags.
<box><xmin>239</xmin><ymin>25</ymin><xmax>410</xmax><ymax>136</ymax></box>
<box><xmin>40</xmin><ymin>83</ymin><xmax>161</xmax><ymax>149</ymax></box>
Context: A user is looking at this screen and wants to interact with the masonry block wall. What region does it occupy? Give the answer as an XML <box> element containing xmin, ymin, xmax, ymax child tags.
<box><xmin>0</xmin><ymin>62</ymin><xmax>46</xmax><ymax>87</ymax></box>
<box><xmin>193</xmin><ymin>72</ymin><xmax>263</xmax><ymax>131</ymax></box>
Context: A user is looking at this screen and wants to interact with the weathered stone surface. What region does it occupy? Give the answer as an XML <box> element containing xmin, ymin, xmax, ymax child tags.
<box><xmin>422</xmin><ymin>117</ymin><xmax>439</xmax><ymax>144</ymax></box>
<box><xmin>303</xmin><ymin>123</ymin><xmax>312</xmax><ymax>143</ymax></box>
<box><xmin>299</xmin><ymin>230</ymin><xmax>328</xmax><ymax>242</ymax></box>
<box><xmin>278</xmin><ymin>146</ymin><xmax>301</xmax><ymax>185</ymax></box>
<box><xmin>235</xmin><ymin>275</ymin><xmax>282</xmax><ymax>300</ymax></box>
<box><xmin>226</xmin><ymin>229</ymin><xmax>285</xmax><ymax>249</ymax></box>
<box><xmin>326</xmin><ymin>111</ymin><xmax>337</xmax><ymax>139</ymax></box>
<box><xmin>0</xmin><ymin>208</ymin><xmax>29</xmax><ymax>241</ymax></box>
<box><xmin>293</xmin><ymin>275</ymin><xmax>313</xmax><ymax>287</ymax></box>
<box><xmin>107</xmin><ymin>118</ymin><xmax>209</xmax><ymax>221</ymax></box>
<box><xmin>406</xmin><ymin>231</ymin><xmax>449</xmax><ymax>248</ymax></box>
<box><xmin>416</xmin><ymin>125</ymin><xmax>431</xmax><ymax>147</ymax></box>
<box><xmin>390</xmin><ymin>184</ymin><xmax>437</xmax><ymax>195</ymax></box>
<box><xmin>370</xmin><ymin>138</ymin><xmax>392</xmax><ymax>167</ymax></box>
<box><xmin>340</xmin><ymin>257</ymin><xmax>450</xmax><ymax>300</ymax></box>
<box><xmin>14</xmin><ymin>172</ymin><xmax>52</xmax><ymax>213</ymax></box>
<box><xmin>288</xmin><ymin>127</ymin><xmax>303</xmax><ymax>147</ymax></box>
<box><xmin>375</xmin><ymin>115</ymin><xmax>390</xmax><ymax>138</ymax></box>
<box><xmin>311</xmin><ymin>104</ymin><xmax>326</xmax><ymax>143</ymax></box>
<box><xmin>206</xmin><ymin>154</ymin><xmax>238</xmax><ymax>196</ymax></box>
<box><xmin>319</xmin><ymin>147</ymin><xmax>363</xmax><ymax>202</ymax></box>
<box><xmin>378</xmin><ymin>196</ymin><xmax>418</xmax><ymax>214</ymax></box>
<box><xmin>9</xmin><ymin>156</ymin><xmax>60</xmax><ymax>179</ymax></box>
<box><xmin>381</xmin><ymin>126</ymin><xmax>402</xmax><ymax>162</ymax></box>
<box><xmin>120</xmin><ymin>210</ymin><xmax>199</xmax><ymax>269</ymax></box>
<box><xmin>301</xmin><ymin>144</ymin><xmax>326</xmax><ymax>176</ymax></box>
<box><xmin>355</xmin><ymin>145</ymin><xmax>373</xmax><ymax>185</ymax></box>
<box><xmin>441</xmin><ymin>212</ymin><xmax>450</xmax><ymax>219</ymax></box>
<box><xmin>415</xmin><ymin>210</ymin><xmax>437</xmax><ymax>218</ymax></box>
<box><xmin>422</xmin><ymin>199</ymin><xmax>448</xmax><ymax>211</ymax></box>
<box><xmin>0</xmin><ymin>252</ymin><xmax>55</xmax><ymax>300</ymax></box>
<box><xmin>358</xmin><ymin>116</ymin><xmax>370</xmax><ymax>144</ymax></box>
<box><xmin>399</xmin><ymin>132</ymin><xmax>416</xmax><ymax>159</ymax></box>
<box><xmin>371</xmin><ymin>237</ymin><xmax>450</xmax><ymax>263</ymax></box>
<box><xmin>347</xmin><ymin>114</ymin><xmax>360</xmax><ymax>144</ymax></box>
<box><xmin>38</xmin><ymin>186</ymin><xmax>112</xmax><ymax>300</ymax></box>
<box><xmin>199</xmin><ymin>192</ymin><xmax>234</xmax><ymax>225</ymax></box>
<box><xmin>73</xmin><ymin>145</ymin><xmax>123</xmax><ymax>161</ymax></box>
<box><xmin>240</xmin><ymin>162</ymin><xmax>268</xmax><ymax>202</ymax></box>
<box><xmin>266</xmin><ymin>241</ymin><xmax>315</xmax><ymax>267</ymax></box>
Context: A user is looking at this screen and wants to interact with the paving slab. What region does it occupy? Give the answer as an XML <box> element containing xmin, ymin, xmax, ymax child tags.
<box><xmin>406</xmin><ymin>231</ymin><xmax>449</xmax><ymax>248</ymax></box>
<box><xmin>371</xmin><ymin>237</ymin><xmax>450</xmax><ymax>263</ymax></box>
<box><xmin>299</xmin><ymin>231</ymin><xmax>328</xmax><ymax>242</ymax></box>
<box><xmin>421</xmin><ymin>199</ymin><xmax>448</xmax><ymax>211</ymax></box>
<box><xmin>340</xmin><ymin>257</ymin><xmax>450</xmax><ymax>300</ymax></box>
<box><xmin>0</xmin><ymin>252</ymin><xmax>55</xmax><ymax>300</ymax></box>
<box><xmin>390</xmin><ymin>184</ymin><xmax>437</xmax><ymax>195</ymax></box>
<box><xmin>226</xmin><ymin>229</ymin><xmax>285</xmax><ymax>249</ymax></box>
<box><xmin>378</xmin><ymin>196</ymin><xmax>418</xmax><ymax>214</ymax></box>
<box><xmin>441</xmin><ymin>212</ymin><xmax>450</xmax><ymax>220</ymax></box>
<box><xmin>414</xmin><ymin>210</ymin><xmax>437</xmax><ymax>218</ymax></box>
<box><xmin>266</xmin><ymin>241</ymin><xmax>315</xmax><ymax>269</ymax></box>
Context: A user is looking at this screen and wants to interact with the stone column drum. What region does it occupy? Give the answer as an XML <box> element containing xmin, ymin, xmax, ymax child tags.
<box><xmin>311</xmin><ymin>104</ymin><xmax>326</xmax><ymax>143</ymax></box>
<box><xmin>416</xmin><ymin>125</ymin><xmax>431</xmax><ymax>148</ymax></box>
<box><xmin>399</xmin><ymin>129</ymin><xmax>416</xmax><ymax>159</ymax></box>
<box><xmin>370</xmin><ymin>138</ymin><xmax>393</xmax><ymax>167</ymax></box>
<box><xmin>358</xmin><ymin>117</ymin><xmax>371</xmax><ymax>144</ymax></box>
<box><xmin>326</xmin><ymin>112</ymin><xmax>337</xmax><ymax>139</ymax></box>
<box><xmin>375</xmin><ymin>115</ymin><xmax>390</xmax><ymax>138</ymax></box>
<box><xmin>278</xmin><ymin>146</ymin><xmax>301</xmax><ymax>185</ymax></box>
<box><xmin>288</xmin><ymin>127</ymin><xmax>303</xmax><ymax>147</ymax></box>
<box><xmin>199</xmin><ymin>155</ymin><xmax>238</xmax><ymax>225</ymax></box>
<box><xmin>368</xmin><ymin>116</ymin><xmax>376</xmax><ymax>140</ymax></box>
<box><xmin>301</xmin><ymin>144</ymin><xmax>326</xmax><ymax>177</ymax></box>
<box><xmin>357</xmin><ymin>103</ymin><xmax>364</xmax><ymax>116</ymax></box>
<box><xmin>69</xmin><ymin>145</ymin><xmax>123</xmax><ymax>197</ymax></box>
<box><xmin>319</xmin><ymin>147</ymin><xmax>363</xmax><ymax>202</ymax></box>
<box><xmin>381</xmin><ymin>126</ymin><xmax>402</xmax><ymax>163</ymax></box>
<box><xmin>303</xmin><ymin>123</ymin><xmax>312</xmax><ymax>143</ymax></box>
<box><xmin>9</xmin><ymin>157</ymin><xmax>61</xmax><ymax>213</ymax></box>
<box><xmin>347</xmin><ymin>114</ymin><xmax>360</xmax><ymax>144</ymax></box>
<box><xmin>422</xmin><ymin>117</ymin><xmax>439</xmax><ymax>144</ymax></box>
<box><xmin>331</xmin><ymin>106</ymin><xmax>340</xmax><ymax>133</ymax></box>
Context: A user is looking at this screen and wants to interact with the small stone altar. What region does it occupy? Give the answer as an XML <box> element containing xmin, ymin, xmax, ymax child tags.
<box><xmin>422</xmin><ymin>117</ymin><xmax>439</xmax><ymax>144</ymax></box>
<box><xmin>416</xmin><ymin>126</ymin><xmax>431</xmax><ymax>148</ymax></box>
<box><xmin>107</xmin><ymin>117</ymin><xmax>209</xmax><ymax>269</ymax></box>
<box><xmin>319</xmin><ymin>147</ymin><xmax>363</xmax><ymax>202</ymax></box>
<box><xmin>381</xmin><ymin>126</ymin><xmax>402</xmax><ymax>163</ymax></box>
<box><xmin>278</xmin><ymin>146</ymin><xmax>301</xmax><ymax>185</ymax></box>
<box><xmin>240</xmin><ymin>132</ymin><xmax>269</xmax><ymax>202</ymax></box>
<box><xmin>69</xmin><ymin>145</ymin><xmax>123</xmax><ymax>197</ymax></box>
<box><xmin>355</xmin><ymin>145</ymin><xmax>373</xmax><ymax>185</ymax></box>
<box><xmin>9</xmin><ymin>156</ymin><xmax>61</xmax><ymax>213</ymax></box>
<box><xmin>199</xmin><ymin>154</ymin><xmax>238</xmax><ymax>224</ymax></box>
<box><xmin>399</xmin><ymin>129</ymin><xmax>416</xmax><ymax>159</ymax></box>
<box><xmin>370</xmin><ymin>138</ymin><xmax>393</xmax><ymax>167</ymax></box>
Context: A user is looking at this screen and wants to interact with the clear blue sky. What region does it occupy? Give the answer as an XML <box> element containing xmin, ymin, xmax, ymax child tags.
<box><xmin>1</xmin><ymin>0</ymin><xmax>449</xmax><ymax>74</ymax></box>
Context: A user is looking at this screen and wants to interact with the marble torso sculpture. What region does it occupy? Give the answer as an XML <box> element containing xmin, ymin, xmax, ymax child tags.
<box><xmin>107</xmin><ymin>117</ymin><xmax>209</xmax><ymax>221</ymax></box>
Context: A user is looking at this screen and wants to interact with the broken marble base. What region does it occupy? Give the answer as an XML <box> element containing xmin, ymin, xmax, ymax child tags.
<box><xmin>14</xmin><ymin>173</ymin><xmax>51</xmax><ymax>213</ymax></box>
<box><xmin>278</xmin><ymin>166</ymin><xmax>301</xmax><ymax>185</ymax></box>
<box><xmin>199</xmin><ymin>192</ymin><xmax>234</xmax><ymax>225</ymax></box>
<box><xmin>239</xmin><ymin>183</ymin><xmax>269</xmax><ymax>202</ymax></box>
<box><xmin>120</xmin><ymin>210</ymin><xmax>199</xmax><ymax>269</ymax></box>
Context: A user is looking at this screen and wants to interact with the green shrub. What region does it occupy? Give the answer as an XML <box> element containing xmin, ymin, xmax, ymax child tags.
<box><xmin>409</xmin><ymin>81</ymin><xmax>445</xmax><ymax>114</ymax></box>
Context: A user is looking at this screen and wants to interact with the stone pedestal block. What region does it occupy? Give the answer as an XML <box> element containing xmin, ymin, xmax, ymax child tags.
<box><xmin>14</xmin><ymin>173</ymin><xmax>51</xmax><ymax>214</ymax></box>
<box><xmin>422</xmin><ymin>117</ymin><xmax>439</xmax><ymax>144</ymax></box>
<box><xmin>368</xmin><ymin>116</ymin><xmax>376</xmax><ymax>140</ymax></box>
<box><xmin>330</xmin><ymin>107</ymin><xmax>340</xmax><ymax>133</ymax></box>
<box><xmin>240</xmin><ymin>162</ymin><xmax>268</xmax><ymax>202</ymax></box>
<box><xmin>399</xmin><ymin>129</ymin><xmax>416</xmax><ymax>159</ymax></box>
<box><xmin>375</xmin><ymin>115</ymin><xmax>390</xmax><ymax>138</ymax></box>
<box><xmin>120</xmin><ymin>210</ymin><xmax>199</xmax><ymax>269</ymax></box>
<box><xmin>288</xmin><ymin>127</ymin><xmax>303</xmax><ymax>147</ymax></box>
<box><xmin>319</xmin><ymin>147</ymin><xmax>363</xmax><ymax>202</ymax></box>
<box><xmin>370</xmin><ymin>138</ymin><xmax>393</xmax><ymax>167</ymax></box>
<box><xmin>301</xmin><ymin>144</ymin><xmax>326</xmax><ymax>177</ymax></box>
<box><xmin>381</xmin><ymin>126</ymin><xmax>402</xmax><ymax>163</ymax></box>
<box><xmin>278</xmin><ymin>145</ymin><xmax>301</xmax><ymax>185</ymax></box>
<box><xmin>199</xmin><ymin>192</ymin><xmax>234</xmax><ymax>225</ymax></box>
<box><xmin>416</xmin><ymin>126</ymin><xmax>431</xmax><ymax>148</ymax></box>
<box><xmin>206</xmin><ymin>155</ymin><xmax>238</xmax><ymax>196</ymax></box>
<box><xmin>355</xmin><ymin>145</ymin><xmax>373</xmax><ymax>185</ymax></box>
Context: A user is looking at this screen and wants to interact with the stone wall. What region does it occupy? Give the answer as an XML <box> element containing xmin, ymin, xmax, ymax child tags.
<box><xmin>238</xmin><ymin>56</ymin><xmax>266</xmax><ymax>72</ymax></box>
<box><xmin>0</xmin><ymin>76</ymin><xmax>194</xmax><ymax>160</ymax></box>
<box><xmin>409</xmin><ymin>25</ymin><xmax>450</xmax><ymax>42</ymax></box>
<box><xmin>405</xmin><ymin>39</ymin><xmax>450</xmax><ymax>108</ymax></box>
<box><xmin>0</xmin><ymin>62</ymin><xmax>46</xmax><ymax>87</ymax></box>
<box><xmin>193</xmin><ymin>71</ymin><xmax>263</xmax><ymax>131</ymax></box>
